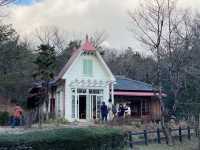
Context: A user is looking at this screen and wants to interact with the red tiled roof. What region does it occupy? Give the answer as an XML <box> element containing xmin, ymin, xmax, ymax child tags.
<box><xmin>81</xmin><ymin>35</ymin><xmax>96</xmax><ymax>51</ymax></box>
<box><xmin>55</xmin><ymin>35</ymin><xmax>96</xmax><ymax>81</ymax></box>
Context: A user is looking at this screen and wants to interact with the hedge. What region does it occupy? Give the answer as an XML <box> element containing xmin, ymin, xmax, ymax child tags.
<box><xmin>0</xmin><ymin>127</ymin><xmax>125</xmax><ymax>150</ymax></box>
<box><xmin>0</xmin><ymin>111</ymin><xmax>9</xmax><ymax>126</ymax></box>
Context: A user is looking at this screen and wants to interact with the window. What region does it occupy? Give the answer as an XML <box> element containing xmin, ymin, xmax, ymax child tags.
<box><xmin>56</xmin><ymin>91</ymin><xmax>60</xmax><ymax>114</ymax></box>
<box><xmin>83</xmin><ymin>59</ymin><xmax>93</xmax><ymax>76</ymax></box>
<box><xmin>77</xmin><ymin>88</ymin><xmax>87</xmax><ymax>94</ymax></box>
<box><xmin>96</xmin><ymin>96</ymin><xmax>103</xmax><ymax>118</ymax></box>
<box><xmin>142</xmin><ymin>100</ymin><xmax>150</xmax><ymax>113</ymax></box>
<box><xmin>72</xmin><ymin>95</ymin><xmax>76</xmax><ymax>118</ymax></box>
<box><xmin>89</xmin><ymin>89</ymin><xmax>103</xmax><ymax>94</ymax></box>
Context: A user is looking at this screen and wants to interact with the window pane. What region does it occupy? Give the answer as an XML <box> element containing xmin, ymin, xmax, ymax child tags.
<box><xmin>72</xmin><ymin>95</ymin><xmax>75</xmax><ymax>118</ymax></box>
<box><xmin>83</xmin><ymin>60</ymin><xmax>87</xmax><ymax>75</ymax></box>
<box><xmin>88</xmin><ymin>60</ymin><xmax>93</xmax><ymax>75</ymax></box>
<box><xmin>83</xmin><ymin>59</ymin><xmax>93</xmax><ymax>76</ymax></box>
<box><xmin>57</xmin><ymin>91</ymin><xmax>60</xmax><ymax>115</ymax></box>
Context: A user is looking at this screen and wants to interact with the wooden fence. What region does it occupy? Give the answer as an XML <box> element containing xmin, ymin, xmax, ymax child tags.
<box><xmin>127</xmin><ymin>126</ymin><xmax>193</xmax><ymax>148</ymax></box>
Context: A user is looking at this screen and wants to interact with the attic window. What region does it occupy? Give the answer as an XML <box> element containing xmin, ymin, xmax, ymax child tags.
<box><xmin>83</xmin><ymin>59</ymin><xmax>93</xmax><ymax>76</ymax></box>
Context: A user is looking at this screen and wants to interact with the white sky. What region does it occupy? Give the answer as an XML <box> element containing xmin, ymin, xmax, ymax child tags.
<box><xmin>3</xmin><ymin>0</ymin><xmax>200</xmax><ymax>52</ymax></box>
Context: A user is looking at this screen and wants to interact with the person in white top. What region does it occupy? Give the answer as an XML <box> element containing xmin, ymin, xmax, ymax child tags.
<box><xmin>107</xmin><ymin>99</ymin><xmax>113</xmax><ymax>121</ymax></box>
<box><xmin>125</xmin><ymin>104</ymin><xmax>131</xmax><ymax>117</ymax></box>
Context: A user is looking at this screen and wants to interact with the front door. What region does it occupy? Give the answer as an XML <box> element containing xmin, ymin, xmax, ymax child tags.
<box><xmin>79</xmin><ymin>95</ymin><xmax>86</xmax><ymax>119</ymax></box>
<box><xmin>74</xmin><ymin>88</ymin><xmax>104</xmax><ymax>120</ymax></box>
<box><xmin>91</xmin><ymin>95</ymin><xmax>103</xmax><ymax>119</ymax></box>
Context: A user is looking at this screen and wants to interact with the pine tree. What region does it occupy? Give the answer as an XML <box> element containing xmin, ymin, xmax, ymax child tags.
<box><xmin>33</xmin><ymin>44</ymin><xmax>56</xmax><ymax>128</ymax></box>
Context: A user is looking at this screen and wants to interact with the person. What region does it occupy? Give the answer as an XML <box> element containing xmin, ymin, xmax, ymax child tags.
<box><xmin>112</xmin><ymin>104</ymin><xmax>117</xmax><ymax>118</ymax></box>
<box><xmin>100</xmin><ymin>101</ymin><xmax>108</xmax><ymax>123</ymax></box>
<box><xmin>118</xmin><ymin>104</ymin><xmax>127</xmax><ymax>118</ymax></box>
<box><xmin>107</xmin><ymin>100</ymin><xmax>113</xmax><ymax>120</ymax></box>
<box><xmin>12</xmin><ymin>105</ymin><xmax>23</xmax><ymax>128</ymax></box>
<box><xmin>125</xmin><ymin>104</ymin><xmax>131</xmax><ymax>117</ymax></box>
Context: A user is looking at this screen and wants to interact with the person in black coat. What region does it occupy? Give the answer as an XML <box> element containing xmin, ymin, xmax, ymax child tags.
<box><xmin>118</xmin><ymin>104</ymin><xmax>127</xmax><ymax>118</ymax></box>
<box><xmin>100</xmin><ymin>101</ymin><xmax>108</xmax><ymax>123</ymax></box>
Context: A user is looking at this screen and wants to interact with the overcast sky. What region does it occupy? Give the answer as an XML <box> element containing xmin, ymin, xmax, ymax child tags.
<box><xmin>3</xmin><ymin>0</ymin><xmax>200</xmax><ymax>52</ymax></box>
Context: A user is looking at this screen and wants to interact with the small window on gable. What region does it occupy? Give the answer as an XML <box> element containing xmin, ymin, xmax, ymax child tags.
<box><xmin>83</xmin><ymin>59</ymin><xmax>93</xmax><ymax>76</ymax></box>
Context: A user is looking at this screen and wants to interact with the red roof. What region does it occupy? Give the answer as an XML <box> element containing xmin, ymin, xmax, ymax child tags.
<box><xmin>81</xmin><ymin>35</ymin><xmax>96</xmax><ymax>51</ymax></box>
<box><xmin>55</xmin><ymin>35</ymin><xmax>96</xmax><ymax>81</ymax></box>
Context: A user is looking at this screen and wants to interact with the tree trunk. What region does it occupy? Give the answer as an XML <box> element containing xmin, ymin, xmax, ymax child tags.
<box><xmin>161</xmin><ymin>118</ymin><xmax>173</xmax><ymax>145</ymax></box>
<box><xmin>38</xmin><ymin>106</ymin><xmax>42</xmax><ymax>128</ymax></box>
<box><xmin>157</xmin><ymin>45</ymin><xmax>173</xmax><ymax>145</ymax></box>
<box><xmin>194</xmin><ymin>115</ymin><xmax>199</xmax><ymax>137</ymax></box>
<box><xmin>26</xmin><ymin>110</ymin><xmax>33</xmax><ymax>128</ymax></box>
<box><xmin>198</xmin><ymin>114</ymin><xmax>200</xmax><ymax>150</ymax></box>
<box><xmin>45</xmin><ymin>81</ymin><xmax>49</xmax><ymax>121</ymax></box>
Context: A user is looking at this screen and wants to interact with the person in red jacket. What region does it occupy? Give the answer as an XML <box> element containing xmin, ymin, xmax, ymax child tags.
<box><xmin>11</xmin><ymin>105</ymin><xmax>23</xmax><ymax>128</ymax></box>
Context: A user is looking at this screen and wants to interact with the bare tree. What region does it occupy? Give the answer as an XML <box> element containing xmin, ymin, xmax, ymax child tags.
<box><xmin>91</xmin><ymin>30</ymin><xmax>108</xmax><ymax>48</ymax></box>
<box><xmin>128</xmin><ymin>0</ymin><xmax>174</xmax><ymax>145</ymax></box>
<box><xmin>34</xmin><ymin>26</ymin><xmax>68</xmax><ymax>54</ymax></box>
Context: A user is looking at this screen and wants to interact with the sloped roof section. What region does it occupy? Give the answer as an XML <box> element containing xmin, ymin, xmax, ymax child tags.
<box><xmin>114</xmin><ymin>75</ymin><xmax>154</xmax><ymax>91</ymax></box>
<box><xmin>55</xmin><ymin>49</ymin><xmax>82</xmax><ymax>81</ymax></box>
<box><xmin>55</xmin><ymin>35</ymin><xmax>115</xmax><ymax>82</ymax></box>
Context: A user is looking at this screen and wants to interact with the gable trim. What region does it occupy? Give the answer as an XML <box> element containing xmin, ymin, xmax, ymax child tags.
<box><xmin>96</xmin><ymin>51</ymin><xmax>116</xmax><ymax>82</ymax></box>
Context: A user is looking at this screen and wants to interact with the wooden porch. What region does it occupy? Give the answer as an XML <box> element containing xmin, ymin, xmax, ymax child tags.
<box><xmin>114</xmin><ymin>95</ymin><xmax>161</xmax><ymax>121</ymax></box>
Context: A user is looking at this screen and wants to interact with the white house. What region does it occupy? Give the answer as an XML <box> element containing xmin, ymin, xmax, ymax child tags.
<box><xmin>49</xmin><ymin>35</ymin><xmax>116</xmax><ymax>122</ymax></box>
<box><xmin>46</xmin><ymin>35</ymin><xmax>163</xmax><ymax>122</ymax></box>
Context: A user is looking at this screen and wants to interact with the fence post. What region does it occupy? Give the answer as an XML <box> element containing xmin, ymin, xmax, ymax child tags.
<box><xmin>144</xmin><ymin>130</ymin><xmax>148</xmax><ymax>145</ymax></box>
<box><xmin>157</xmin><ymin>128</ymin><xmax>161</xmax><ymax>144</ymax></box>
<box><xmin>179</xmin><ymin>126</ymin><xmax>182</xmax><ymax>142</ymax></box>
<box><xmin>128</xmin><ymin>131</ymin><xmax>133</xmax><ymax>149</ymax></box>
<box><xmin>187</xmin><ymin>126</ymin><xmax>191</xmax><ymax>140</ymax></box>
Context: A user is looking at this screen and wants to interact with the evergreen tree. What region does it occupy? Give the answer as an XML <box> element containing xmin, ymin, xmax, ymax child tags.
<box><xmin>33</xmin><ymin>44</ymin><xmax>56</xmax><ymax>128</ymax></box>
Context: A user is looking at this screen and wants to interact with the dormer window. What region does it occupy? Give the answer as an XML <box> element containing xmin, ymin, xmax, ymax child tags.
<box><xmin>83</xmin><ymin>59</ymin><xmax>93</xmax><ymax>76</ymax></box>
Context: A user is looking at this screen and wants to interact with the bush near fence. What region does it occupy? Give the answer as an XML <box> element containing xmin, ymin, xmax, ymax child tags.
<box><xmin>0</xmin><ymin>111</ymin><xmax>9</xmax><ymax>126</ymax></box>
<box><xmin>0</xmin><ymin>128</ymin><xmax>124</xmax><ymax>150</ymax></box>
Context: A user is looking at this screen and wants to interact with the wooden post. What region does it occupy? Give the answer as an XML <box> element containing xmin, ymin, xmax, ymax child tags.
<box><xmin>111</xmin><ymin>83</ymin><xmax>114</xmax><ymax>105</ymax></box>
<box><xmin>128</xmin><ymin>131</ymin><xmax>133</xmax><ymax>148</ymax></box>
<box><xmin>179</xmin><ymin>126</ymin><xmax>182</xmax><ymax>142</ymax></box>
<box><xmin>187</xmin><ymin>126</ymin><xmax>191</xmax><ymax>140</ymax></box>
<box><xmin>141</xmin><ymin>100</ymin><xmax>143</xmax><ymax>118</ymax></box>
<box><xmin>157</xmin><ymin>128</ymin><xmax>161</xmax><ymax>144</ymax></box>
<box><xmin>144</xmin><ymin>130</ymin><xmax>148</xmax><ymax>145</ymax></box>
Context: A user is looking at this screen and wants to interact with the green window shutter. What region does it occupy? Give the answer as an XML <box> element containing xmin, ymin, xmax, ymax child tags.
<box><xmin>88</xmin><ymin>60</ymin><xmax>93</xmax><ymax>76</ymax></box>
<box><xmin>83</xmin><ymin>60</ymin><xmax>87</xmax><ymax>75</ymax></box>
<box><xmin>83</xmin><ymin>59</ymin><xmax>93</xmax><ymax>76</ymax></box>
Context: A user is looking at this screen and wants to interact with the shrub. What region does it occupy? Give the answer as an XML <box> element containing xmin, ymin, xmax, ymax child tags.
<box><xmin>45</xmin><ymin>118</ymin><xmax>69</xmax><ymax>125</ymax></box>
<box><xmin>0</xmin><ymin>128</ymin><xmax>125</xmax><ymax>150</ymax></box>
<box><xmin>0</xmin><ymin>111</ymin><xmax>9</xmax><ymax>126</ymax></box>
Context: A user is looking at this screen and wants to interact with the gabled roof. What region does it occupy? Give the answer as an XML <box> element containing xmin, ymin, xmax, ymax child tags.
<box><xmin>114</xmin><ymin>75</ymin><xmax>154</xmax><ymax>91</ymax></box>
<box><xmin>55</xmin><ymin>48</ymin><xmax>81</xmax><ymax>81</ymax></box>
<box><xmin>55</xmin><ymin>35</ymin><xmax>115</xmax><ymax>82</ymax></box>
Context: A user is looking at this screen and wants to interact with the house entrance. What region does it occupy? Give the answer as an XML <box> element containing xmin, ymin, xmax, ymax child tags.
<box><xmin>72</xmin><ymin>88</ymin><xmax>104</xmax><ymax>120</ymax></box>
<box><xmin>79</xmin><ymin>95</ymin><xmax>86</xmax><ymax>119</ymax></box>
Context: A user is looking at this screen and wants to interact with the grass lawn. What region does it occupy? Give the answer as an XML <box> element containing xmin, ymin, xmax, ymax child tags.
<box><xmin>135</xmin><ymin>137</ymin><xmax>198</xmax><ymax>150</ymax></box>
